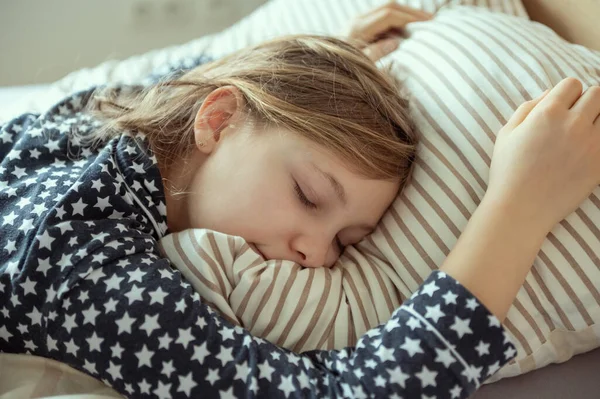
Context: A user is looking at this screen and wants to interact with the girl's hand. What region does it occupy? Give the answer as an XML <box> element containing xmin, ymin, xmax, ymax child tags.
<box><xmin>344</xmin><ymin>2</ymin><xmax>433</xmax><ymax>61</ymax></box>
<box><xmin>487</xmin><ymin>78</ymin><xmax>600</xmax><ymax>233</ymax></box>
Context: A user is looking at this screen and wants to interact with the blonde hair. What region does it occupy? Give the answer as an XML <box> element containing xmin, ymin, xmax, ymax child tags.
<box><xmin>88</xmin><ymin>34</ymin><xmax>419</xmax><ymax>186</ymax></box>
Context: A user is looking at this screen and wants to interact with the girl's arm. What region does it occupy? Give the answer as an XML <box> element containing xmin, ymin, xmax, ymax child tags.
<box><xmin>1</xmin><ymin>215</ymin><xmax>517</xmax><ymax>399</ymax></box>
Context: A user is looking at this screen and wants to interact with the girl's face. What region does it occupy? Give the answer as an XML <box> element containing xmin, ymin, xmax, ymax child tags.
<box><xmin>165</xmin><ymin>124</ymin><xmax>399</xmax><ymax>268</ymax></box>
<box><xmin>162</xmin><ymin>87</ymin><xmax>400</xmax><ymax>268</ymax></box>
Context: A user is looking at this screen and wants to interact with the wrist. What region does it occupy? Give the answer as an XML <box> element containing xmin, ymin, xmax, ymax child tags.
<box><xmin>479</xmin><ymin>193</ymin><xmax>554</xmax><ymax>237</ymax></box>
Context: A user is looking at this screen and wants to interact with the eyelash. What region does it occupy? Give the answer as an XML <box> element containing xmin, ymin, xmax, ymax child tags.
<box><xmin>294</xmin><ymin>182</ymin><xmax>317</xmax><ymax>210</ymax></box>
<box><xmin>294</xmin><ymin>181</ymin><xmax>344</xmax><ymax>253</ymax></box>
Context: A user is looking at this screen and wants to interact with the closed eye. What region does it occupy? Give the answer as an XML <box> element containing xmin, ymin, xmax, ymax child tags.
<box><xmin>294</xmin><ymin>181</ymin><xmax>317</xmax><ymax>210</ymax></box>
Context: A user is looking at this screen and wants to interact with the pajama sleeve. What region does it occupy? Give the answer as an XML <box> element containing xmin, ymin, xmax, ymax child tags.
<box><xmin>0</xmin><ymin>220</ymin><xmax>517</xmax><ymax>399</ymax></box>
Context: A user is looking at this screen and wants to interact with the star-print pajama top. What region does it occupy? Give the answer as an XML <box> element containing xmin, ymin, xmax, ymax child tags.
<box><xmin>0</xmin><ymin>86</ymin><xmax>517</xmax><ymax>398</ymax></box>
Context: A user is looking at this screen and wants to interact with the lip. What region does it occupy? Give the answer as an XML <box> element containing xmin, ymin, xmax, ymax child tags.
<box><xmin>248</xmin><ymin>243</ymin><xmax>266</xmax><ymax>260</ymax></box>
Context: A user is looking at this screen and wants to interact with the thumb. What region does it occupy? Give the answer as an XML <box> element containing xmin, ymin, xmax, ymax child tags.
<box><xmin>363</xmin><ymin>37</ymin><xmax>400</xmax><ymax>62</ymax></box>
<box><xmin>504</xmin><ymin>89</ymin><xmax>550</xmax><ymax>131</ymax></box>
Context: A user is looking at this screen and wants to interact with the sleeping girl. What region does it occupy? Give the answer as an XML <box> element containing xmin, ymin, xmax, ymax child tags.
<box><xmin>2</xmin><ymin>3</ymin><xmax>599</xmax><ymax>399</ymax></box>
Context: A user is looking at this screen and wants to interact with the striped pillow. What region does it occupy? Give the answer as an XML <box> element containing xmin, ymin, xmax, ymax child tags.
<box><xmin>159</xmin><ymin>0</ymin><xmax>600</xmax><ymax>382</ymax></box>
<box><xmin>359</xmin><ymin>6</ymin><xmax>600</xmax><ymax>380</ymax></box>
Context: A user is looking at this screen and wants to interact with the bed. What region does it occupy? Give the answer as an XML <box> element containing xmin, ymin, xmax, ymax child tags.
<box><xmin>1</xmin><ymin>0</ymin><xmax>599</xmax><ymax>398</ymax></box>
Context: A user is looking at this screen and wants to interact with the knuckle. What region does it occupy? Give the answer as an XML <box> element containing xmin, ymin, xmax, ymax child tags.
<box><xmin>539</xmin><ymin>101</ymin><xmax>560</xmax><ymax>115</ymax></box>
<box><xmin>381</xmin><ymin>8</ymin><xmax>394</xmax><ymax>19</ymax></box>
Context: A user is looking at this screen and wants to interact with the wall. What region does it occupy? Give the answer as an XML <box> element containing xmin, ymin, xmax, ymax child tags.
<box><xmin>0</xmin><ymin>0</ymin><xmax>267</xmax><ymax>86</ymax></box>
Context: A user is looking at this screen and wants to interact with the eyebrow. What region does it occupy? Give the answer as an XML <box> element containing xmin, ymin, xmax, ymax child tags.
<box><xmin>310</xmin><ymin>162</ymin><xmax>347</xmax><ymax>206</ymax></box>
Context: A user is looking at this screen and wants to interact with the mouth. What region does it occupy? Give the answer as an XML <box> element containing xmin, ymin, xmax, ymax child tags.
<box><xmin>248</xmin><ymin>243</ymin><xmax>266</xmax><ymax>260</ymax></box>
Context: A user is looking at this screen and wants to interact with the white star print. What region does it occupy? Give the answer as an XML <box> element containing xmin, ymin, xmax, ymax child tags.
<box><xmin>87</xmin><ymin>332</ymin><xmax>104</xmax><ymax>352</ymax></box>
<box><xmin>462</xmin><ymin>364</ymin><xmax>483</xmax><ymax>383</ymax></box>
<box><xmin>139</xmin><ymin>379</ymin><xmax>152</xmax><ymax>394</ymax></box>
<box><xmin>20</xmin><ymin>277</ymin><xmax>37</xmax><ymax>295</ymax></box>
<box><xmin>191</xmin><ymin>342</ymin><xmax>210</xmax><ymax>363</ymax></box>
<box><xmin>127</xmin><ymin>268</ymin><xmax>146</xmax><ymax>283</ymax></box>
<box><xmin>130</xmin><ymin>162</ymin><xmax>146</xmax><ymax>174</ymax></box>
<box><xmin>37</xmin><ymin>230</ymin><xmax>55</xmax><ymax>250</ymax></box>
<box><xmin>424</xmin><ymin>303</ymin><xmax>445</xmax><ymax>323</ymax></box>
<box><xmin>135</xmin><ymin>344</ymin><xmax>154</xmax><ymax>367</ymax></box>
<box><xmin>421</xmin><ymin>281</ymin><xmax>440</xmax><ymax>297</ymax></box>
<box><xmin>162</xmin><ymin>360</ymin><xmax>176</xmax><ymax>378</ymax></box>
<box><xmin>19</xmin><ymin>218</ymin><xmax>35</xmax><ymax>235</ymax></box>
<box><xmin>387</xmin><ymin>366</ymin><xmax>410</xmax><ymax>388</ymax></box>
<box><xmin>149</xmin><ymin>286</ymin><xmax>168</xmax><ymax>305</ymax></box>
<box><xmin>71</xmin><ymin>198</ymin><xmax>88</xmax><ymax>215</ymax></box>
<box><xmin>125</xmin><ymin>284</ymin><xmax>145</xmax><ymax>305</ymax></box>
<box><xmin>278</xmin><ymin>374</ymin><xmax>296</xmax><ymax>397</ymax></box>
<box><xmin>434</xmin><ymin>348</ymin><xmax>455</xmax><ymax>368</ymax></box>
<box><xmin>177</xmin><ymin>371</ymin><xmax>197</xmax><ymax>396</ymax></box>
<box><xmin>65</xmin><ymin>338</ymin><xmax>79</xmax><ymax>355</ymax></box>
<box><xmin>216</xmin><ymin>347</ymin><xmax>235</xmax><ymax>366</ymax></box>
<box><xmin>107</xmin><ymin>361</ymin><xmax>122</xmax><ymax>382</ymax></box>
<box><xmin>504</xmin><ymin>346</ymin><xmax>517</xmax><ymax>360</ymax></box>
<box><xmin>258</xmin><ymin>361</ymin><xmax>275</xmax><ymax>380</ymax></box>
<box><xmin>158</xmin><ymin>332</ymin><xmax>173</xmax><ymax>350</ymax></box>
<box><xmin>94</xmin><ymin>196</ymin><xmax>112</xmax><ymax>211</ymax></box>
<box><xmin>63</xmin><ymin>313</ymin><xmax>77</xmax><ymax>333</ymax></box>
<box><xmin>26</xmin><ymin>308</ymin><xmax>42</xmax><ymax>326</ymax></box>
<box><xmin>104</xmin><ymin>274</ymin><xmax>124</xmax><ymax>292</ymax></box>
<box><xmin>176</xmin><ymin>327</ymin><xmax>195</xmax><ymax>349</ymax></box>
<box><xmin>475</xmin><ymin>340</ymin><xmax>490</xmax><ymax>356</ymax></box>
<box><xmin>16</xmin><ymin>197</ymin><xmax>31</xmax><ymax>208</ymax></box>
<box><xmin>450</xmin><ymin>385</ymin><xmax>462</xmax><ymax>398</ymax></box>
<box><xmin>487</xmin><ymin>361</ymin><xmax>501</xmax><ymax>376</ymax></box>
<box><xmin>416</xmin><ymin>365</ymin><xmax>437</xmax><ymax>388</ymax></box>
<box><xmin>221</xmin><ymin>326</ymin><xmax>236</xmax><ymax>342</ymax></box>
<box><xmin>206</xmin><ymin>368</ymin><xmax>220</xmax><ymax>385</ymax></box>
<box><xmin>116</xmin><ymin>312</ymin><xmax>136</xmax><ymax>334</ymax></box>
<box><xmin>400</xmin><ymin>337</ymin><xmax>424</xmax><ymax>357</ymax></box>
<box><xmin>104</xmin><ymin>297</ymin><xmax>119</xmax><ymax>313</ymax></box>
<box><xmin>140</xmin><ymin>314</ymin><xmax>160</xmax><ymax>336</ymax></box>
<box><xmin>450</xmin><ymin>316</ymin><xmax>474</xmax><ymax>338</ymax></box>
<box><xmin>82</xmin><ymin>304</ymin><xmax>101</xmax><ymax>325</ymax></box>
<box><xmin>466</xmin><ymin>298</ymin><xmax>479</xmax><ymax>310</ymax></box>
<box><xmin>11</xmin><ymin>166</ymin><xmax>27</xmax><ymax>179</ymax></box>
<box><xmin>45</xmin><ymin>336</ymin><xmax>58</xmax><ymax>352</ymax></box>
<box><xmin>375</xmin><ymin>344</ymin><xmax>396</xmax><ymax>363</ymax></box>
<box><xmin>111</xmin><ymin>342</ymin><xmax>125</xmax><ymax>358</ymax></box>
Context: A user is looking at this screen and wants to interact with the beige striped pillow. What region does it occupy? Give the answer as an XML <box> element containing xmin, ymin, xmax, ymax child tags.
<box><xmin>160</xmin><ymin>0</ymin><xmax>600</xmax><ymax>382</ymax></box>
<box><xmin>358</xmin><ymin>6</ymin><xmax>600</xmax><ymax>381</ymax></box>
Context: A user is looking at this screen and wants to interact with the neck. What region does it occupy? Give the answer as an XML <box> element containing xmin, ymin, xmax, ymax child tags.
<box><xmin>156</xmin><ymin>154</ymin><xmax>192</xmax><ymax>233</ymax></box>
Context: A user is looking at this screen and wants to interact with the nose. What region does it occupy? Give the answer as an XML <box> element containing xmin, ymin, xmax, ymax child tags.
<box><xmin>290</xmin><ymin>233</ymin><xmax>333</xmax><ymax>268</ymax></box>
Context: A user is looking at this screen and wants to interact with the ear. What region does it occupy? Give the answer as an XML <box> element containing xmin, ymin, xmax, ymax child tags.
<box><xmin>193</xmin><ymin>86</ymin><xmax>242</xmax><ymax>154</ymax></box>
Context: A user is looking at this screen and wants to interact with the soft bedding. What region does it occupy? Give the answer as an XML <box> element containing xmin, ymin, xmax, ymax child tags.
<box><xmin>160</xmin><ymin>3</ymin><xmax>600</xmax><ymax>383</ymax></box>
<box><xmin>1</xmin><ymin>0</ymin><xmax>600</xmax><ymax>398</ymax></box>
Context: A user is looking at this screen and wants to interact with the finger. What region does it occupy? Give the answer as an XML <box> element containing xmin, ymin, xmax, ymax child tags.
<box><xmin>350</xmin><ymin>8</ymin><xmax>423</xmax><ymax>43</ymax></box>
<box><xmin>504</xmin><ymin>89</ymin><xmax>550</xmax><ymax>130</ymax></box>
<box><xmin>363</xmin><ymin>2</ymin><xmax>433</xmax><ymax>21</ymax></box>
<box><xmin>541</xmin><ymin>77</ymin><xmax>584</xmax><ymax>109</ymax></box>
<box><xmin>363</xmin><ymin>37</ymin><xmax>400</xmax><ymax>62</ymax></box>
<box><xmin>571</xmin><ymin>86</ymin><xmax>600</xmax><ymax>123</ymax></box>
